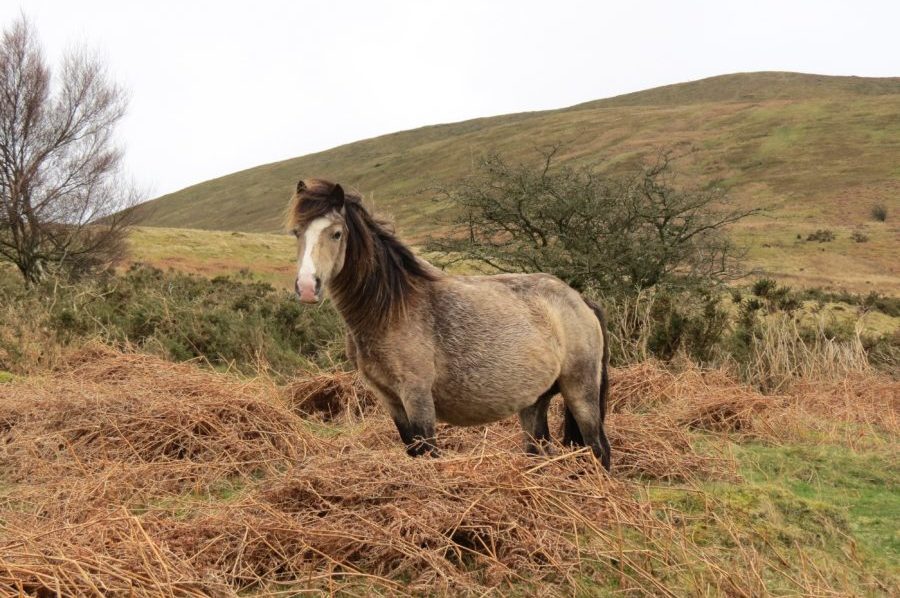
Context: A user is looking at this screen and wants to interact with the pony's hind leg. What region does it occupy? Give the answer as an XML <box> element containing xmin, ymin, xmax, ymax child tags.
<box><xmin>518</xmin><ymin>386</ymin><xmax>556</xmax><ymax>455</ymax></box>
<box><xmin>559</xmin><ymin>375</ymin><xmax>611</xmax><ymax>471</ymax></box>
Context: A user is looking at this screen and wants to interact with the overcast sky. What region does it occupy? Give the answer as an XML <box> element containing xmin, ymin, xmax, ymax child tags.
<box><xmin>3</xmin><ymin>1</ymin><xmax>898</xmax><ymax>198</ymax></box>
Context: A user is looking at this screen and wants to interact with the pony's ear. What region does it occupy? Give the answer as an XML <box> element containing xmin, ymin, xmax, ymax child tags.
<box><xmin>296</xmin><ymin>179</ymin><xmax>306</xmax><ymax>194</ymax></box>
<box><xmin>329</xmin><ymin>183</ymin><xmax>345</xmax><ymax>208</ymax></box>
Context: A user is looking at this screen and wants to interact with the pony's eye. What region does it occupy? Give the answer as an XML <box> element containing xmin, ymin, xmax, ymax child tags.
<box><xmin>332</xmin><ymin>230</ymin><xmax>342</xmax><ymax>241</ymax></box>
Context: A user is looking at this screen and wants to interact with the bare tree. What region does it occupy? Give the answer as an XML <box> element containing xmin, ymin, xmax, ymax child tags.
<box><xmin>427</xmin><ymin>146</ymin><xmax>761</xmax><ymax>295</ymax></box>
<box><xmin>0</xmin><ymin>16</ymin><xmax>139</xmax><ymax>284</ymax></box>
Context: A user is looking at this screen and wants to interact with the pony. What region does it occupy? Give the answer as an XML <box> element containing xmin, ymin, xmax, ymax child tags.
<box><xmin>286</xmin><ymin>179</ymin><xmax>611</xmax><ymax>470</ymax></box>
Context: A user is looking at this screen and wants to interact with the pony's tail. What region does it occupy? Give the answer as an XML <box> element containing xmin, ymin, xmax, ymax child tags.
<box><xmin>563</xmin><ymin>298</ymin><xmax>611</xmax><ymax>470</ymax></box>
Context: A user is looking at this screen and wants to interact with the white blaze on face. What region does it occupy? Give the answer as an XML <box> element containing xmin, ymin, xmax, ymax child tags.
<box><xmin>296</xmin><ymin>217</ymin><xmax>331</xmax><ymax>302</ymax></box>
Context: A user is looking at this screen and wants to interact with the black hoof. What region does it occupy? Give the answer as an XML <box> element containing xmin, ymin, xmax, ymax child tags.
<box><xmin>406</xmin><ymin>440</ymin><xmax>439</xmax><ymax>458</ymax></box>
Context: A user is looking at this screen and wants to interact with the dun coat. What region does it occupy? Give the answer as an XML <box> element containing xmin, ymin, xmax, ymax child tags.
<box><xmin>286</xmin><ymin>179</ymin><xmax>611</xmax><ymax>470</ymax></box>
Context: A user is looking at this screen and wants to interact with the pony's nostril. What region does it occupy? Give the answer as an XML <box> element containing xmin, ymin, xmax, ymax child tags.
<box><xmin>314</xmin><ymin>277</ymin><xmax>322</xmax><ymax>294</ymax></box>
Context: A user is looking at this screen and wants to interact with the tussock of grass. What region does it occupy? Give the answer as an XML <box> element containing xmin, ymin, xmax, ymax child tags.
<box><xmin>283</xmin><ymin>369</ymin><xmax>376</xmax><ymax>421</ymax></box>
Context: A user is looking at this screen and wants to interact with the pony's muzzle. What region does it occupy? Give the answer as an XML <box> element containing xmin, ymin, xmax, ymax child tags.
<box><xmin>296</xmin><ymin>275</ymin><xmax>322</xmax><ymax>304</ymax></box>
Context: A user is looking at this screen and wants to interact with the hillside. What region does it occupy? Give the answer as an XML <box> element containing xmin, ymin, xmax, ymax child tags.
<box><xmin>134</xmin><ymin>72</ymin><xmax>900</xmax><ymax>292</ymax></box>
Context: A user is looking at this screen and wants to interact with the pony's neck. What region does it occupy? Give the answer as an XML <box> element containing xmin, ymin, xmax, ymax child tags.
<box><xmin>327</xmin><ymin>206</ymin><xmax>435</xmax><ymax>336</ymax></box>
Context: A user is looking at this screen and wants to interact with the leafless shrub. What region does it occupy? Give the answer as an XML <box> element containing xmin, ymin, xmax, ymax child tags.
<box><xmin>0</xmin><ymin>17</ymin><xmax>141</xmax><ymax>284</ymax></box>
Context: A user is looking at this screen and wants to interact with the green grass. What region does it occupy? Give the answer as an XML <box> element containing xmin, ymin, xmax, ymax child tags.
<box><xmin>734</xmin><ymin>443</ymin><xmax>899</xmax><ymax>564</ymax></box>
<box><xmin>630</xmin><ymin>441</ymin><xmax>900</xmax><ymax>595</ymax></box>
<box><xmin>133</xmin><ymin>72</ymin><xmax>900</xmax><ymax>294</ymax></box>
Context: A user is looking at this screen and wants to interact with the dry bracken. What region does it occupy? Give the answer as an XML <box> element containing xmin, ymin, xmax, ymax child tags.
<box><xmin>0</xmin><ymin>346</ymin><xmax>897</xmax><ymax>596</ymax></box>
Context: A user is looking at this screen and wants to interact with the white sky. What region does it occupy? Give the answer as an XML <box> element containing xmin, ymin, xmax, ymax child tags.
<box><xmin>4</xmin><ymin>1</ymin><xmax>898</xmax><ymax>198</ymax></box>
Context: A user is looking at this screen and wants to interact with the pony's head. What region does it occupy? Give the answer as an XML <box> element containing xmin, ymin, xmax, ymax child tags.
<box><xmin>285</xmin><ymin>178</ymin><xmax>437</xmax><ymax>329</ymax></box>
<box><xmin>285</xmin><ymin>179</ymin><xmax>353</xmax><ymax>303</ymax></box>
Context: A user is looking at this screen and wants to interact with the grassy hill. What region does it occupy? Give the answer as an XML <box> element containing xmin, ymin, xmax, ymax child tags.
<box><xmin>134</xmin><ymin>72</ymin><xmax>900</xmax><ymax>292</ymax></box>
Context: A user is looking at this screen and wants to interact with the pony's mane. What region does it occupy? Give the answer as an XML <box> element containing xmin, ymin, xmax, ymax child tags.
<box><xmin>286</xmin><ymin>179</ymin><xmax>438</xmax><ymax>332</ymax></box>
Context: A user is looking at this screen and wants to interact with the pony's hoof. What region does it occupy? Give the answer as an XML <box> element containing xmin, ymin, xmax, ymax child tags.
<box><xmin>405</xmin><ymin>441</ymin><xmax>440</xmax><ymax>458</ymax></box>
<box><xmin>525</xmin><ymin>442</ymin><xmax>557</xmax><ymax>457</ymax></box>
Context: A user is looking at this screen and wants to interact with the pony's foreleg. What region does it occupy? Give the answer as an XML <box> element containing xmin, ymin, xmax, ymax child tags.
<box><xmin>385</xmin><ymin>402</ymin><xmax>415</xmax><ymax>447</ymax></box>
<box><xmin>364</xmin><ymin>381</ymin><xmax>418</xmax><ymax>449</ymax></box>
<box><xmin>399</xmin><ymin>386</ymin><xmax>439</xmax><ymax>458</ymax></box>
<box><xmin>518</xmin><ymin>392</ymin><xmax>554</xmax><ymax>455</ymax></box>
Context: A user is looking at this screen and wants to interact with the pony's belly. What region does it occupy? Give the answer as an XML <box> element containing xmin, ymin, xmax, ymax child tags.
<box><xmin>431</xmin><ymin>373</ymin><xmax>555</xmax><ymax>426</ymax></box>
<box><xmin>433</xmin><ymin>396</ymin><xmax>520</xmax><ymax>426</ymax></box>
